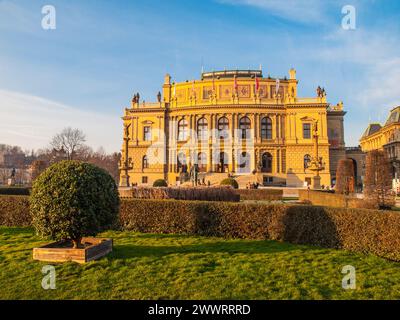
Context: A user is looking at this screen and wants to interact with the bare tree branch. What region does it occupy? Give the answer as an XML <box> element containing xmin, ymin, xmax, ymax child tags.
<box><xmin>50</xmin><ymin>127</ymin><xmax>86</xmax><ymax>160</ymax></box>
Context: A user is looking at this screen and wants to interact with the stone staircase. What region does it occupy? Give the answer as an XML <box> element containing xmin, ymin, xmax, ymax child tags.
<box><xmin>180</xmin><ymin>172</ymin><xmax>259</xmax><ymax>189</ymax></box>
<box><xmin>180</xmin><ymin>172</ymin><xmax>228</xmax><ymax>187</ymax></box>
<box><xmin>234</xmin><ymin>174</ymin><xmax>259</xmax><ymax>189</ymax></box>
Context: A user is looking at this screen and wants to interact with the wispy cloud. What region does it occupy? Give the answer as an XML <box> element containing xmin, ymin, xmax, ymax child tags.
<box><xmin>216</xmin><ymin>0</ymin><xmax>331</xmax><ymax>23</ymax></box>
<box><xmin>316</xmin><ymin>29</ymin><xmax>400</xmax><ymax>114</ymax></box>
<box><xmin>0</xmin><ymin>89</ymin><xmax>121</xmax><ymax>152</ymax></box>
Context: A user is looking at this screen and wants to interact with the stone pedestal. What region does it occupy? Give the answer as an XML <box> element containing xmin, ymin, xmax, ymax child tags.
<box><xmin>119</xmin><ymin>175</ymin><xmax>130</xmax><ymax>187</ymax></box>
<box><xmin>7</xmin><ymin>178</ymin><xmax>15</xmax><ymax>186</ymax></box>
<box><xmin>312</xmin><ymin>175</ymin><xmax>321</xmax><ymax>190</ymax></box>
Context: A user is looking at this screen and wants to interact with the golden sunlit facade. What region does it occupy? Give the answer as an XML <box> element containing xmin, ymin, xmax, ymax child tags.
<box><xmin>360</xmin><ymin>106</ymin><xmax>400</xmax><ymax>152</ymax></box>
<box><xmin>360</xmin><ymin>106</ymin><xmax>400</xmax><ymax>179</ymax></box>
<box><xmin>120</xmin><ymin>68</ymin><xmax>346</xmax><ymax>187</ymax></box>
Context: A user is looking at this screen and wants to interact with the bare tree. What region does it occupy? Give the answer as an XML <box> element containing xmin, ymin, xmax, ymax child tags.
<box><xmin>364</xmin><ymin>150</ymin><xmax>394</xmax><ymax>209</ymax></box>
<box><xmin>31</xmin><ymin>160</ymin><xmax>49</xmax><ymax>181</ymax></box>
<box><xmin>86</xmin><ymin>148</ymin><xmax>121</xmax><ymax>183</ymax></box>
<box><xmin>335</xmin><ymin>159</ymin><xmax>355</xmax><ymax>195</ymax></box>
<box><xmin>50</xmin><ymin>127</ymin><xmax>86</xmax><ymax>160</ymax></box>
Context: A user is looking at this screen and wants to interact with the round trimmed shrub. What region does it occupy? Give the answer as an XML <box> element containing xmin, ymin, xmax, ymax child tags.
<box><xmin>153</xmin><ymin>179</ymin><xmax>168</xmax><ymax>187</ymax></box>
<box><xmin>30</xmin><ymin>161</ymin><xmax>120</xmax><ymax>248</ymax></box>
<box><xmin>220</xmin><ymin>178</ymin><xmax>239</xmax><ymax>189</ymax></box>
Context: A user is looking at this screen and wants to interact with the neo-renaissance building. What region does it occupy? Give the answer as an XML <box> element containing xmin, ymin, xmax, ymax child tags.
<box><xmin>360</xmin><ymin>106</ymin><xmax>400</xmax><ymax>179</ymax></box>
<box><xmin>119</xmin><ymin>68</ymin><xmax>346</xmax><ymax>187</ymax></box>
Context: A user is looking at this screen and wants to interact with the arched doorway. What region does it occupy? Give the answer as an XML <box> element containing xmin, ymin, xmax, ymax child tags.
<box><xmin>238</xmin><ymin>152</ymin><xmax>251</xmax><ymax>173</ymax></box>
<box><xmin>218</xmin><ymin>152</ymin><xmax>229</xmax><ymax>173</ymax></box>
<box><xmin>177</xmin><ymin>152</ymin><xmax>187</xmax><ymax>173</ymax></box>
<box><xmin>261</xmin><ymin>152</ymin><xmax>272</xmax><ymax>173</ymax></box>
<box><xmin>197</xmin><ymin>152</ymin><xmax>207</xmax><ymax>172</ymax></box>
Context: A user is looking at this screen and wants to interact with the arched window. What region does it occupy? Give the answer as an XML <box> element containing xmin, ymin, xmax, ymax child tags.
<box><xmin>218</xmin><ymin>117</ymin><xmax>229</xmax><ymax>139</ymax></box>
<box><xmin>239</xmin><ymin>116</ymin><xmax>251</xmax><ymax>139</ymax></box>
<box><xmin>261</xmin><ymin>152</ymin><xmax>273</xmax><ymax>173</ymax></box>
<box><xmin>142</xmin><ymin>155</ymin><xmax>149</xmax><ymax>169</ymax></box>
<box><xmin>261</xmin><ymin>117</ymin><xmax>272</xmax><ymax>140</ymax></box>
<box><xmin>197</xmin><ymin>152</ymin><xmax>207</xmax><ymax>172</ymax></box>
<box><xmin>219</xmin><ymin>152</ymin><xmax>229</xmax><ymax>173</ymax></box>
<box><xmin>304</xmin><ymin>154</ymin><xmax>311</xmax><ymax>169</ymax></box>
<box><xmin>238</xmin><ymin>152</ymin><xmax>251</xmax><ymax>173</ymax></box>
<box><xmin>197</xmin><ymin>117</ymin><xmax>208</xmax><ymax>141</ymax></box>
<box><xmin>178</xmin><ymin>118</ymin><xmax>188</xmax><ymax>141</ymax></box>
<box><xmin>177</xmin><ymin>152</ymin><xmax>187</xmax><ymax>172</ymax></box>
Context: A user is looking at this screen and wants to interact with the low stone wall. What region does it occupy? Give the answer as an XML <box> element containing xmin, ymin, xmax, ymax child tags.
<box><xmin>119</xmin><ymin>186</ymin><xmax>240</xmax><ymax>202</ymax></box>
<box><xmin>298</xmin><ymin>189</ymin><xmax>373</xmax><ymax>209</ymax></box>
<box><xmin>235</xmin><ymin>189</ymin><xmax>283</xmax><ymax>201</ymax></box>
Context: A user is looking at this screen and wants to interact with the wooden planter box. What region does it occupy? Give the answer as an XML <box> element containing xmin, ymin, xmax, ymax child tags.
<box><xmin>33</xmin><ymin>238</ymin><xmax>113</xmax><ymax>264</ymax></box>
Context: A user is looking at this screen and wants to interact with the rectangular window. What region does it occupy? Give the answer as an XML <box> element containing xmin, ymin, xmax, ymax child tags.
<box><xmin>144</xmin><ymin>126</ymin><xmax>151</xmax><ymax>141</ymax></box>
<box><xmin>142</xmin><ymin>176</ymin><xmax>148</xmax><ymax>184</ymax></box>
<box><xmin>281</xmin><ymin>149</ymin><xmax>286</xmax><ymax>173</ymax></box>
<box><xmin>263</xmin><ymin>176</ymin><xmax>273</xmax><ymax>185</ymax></box>
<box><xmin>303</xmin><ymin>123</ymin><xmax>311</xmax><ymax>139</ymax></box>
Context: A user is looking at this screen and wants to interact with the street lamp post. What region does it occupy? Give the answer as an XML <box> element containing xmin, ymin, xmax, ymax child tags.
<box><xmin>119</xmin><ymin>124</ymin><xmax>133</xmax><ymax>187</ymax></box>
<box><xmin>307</xmin><ymin>119</ymin><xmax>325</xmax><ymax>189</ymax></box>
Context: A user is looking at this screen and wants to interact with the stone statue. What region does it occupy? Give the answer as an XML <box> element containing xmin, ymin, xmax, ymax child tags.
<box><xmin>157</xmin><ymin>91</ymin><xmax>162</xmax><ymax>103</ymax></box>
<box><xmin>136</xmin><ymin>92</ymin><xmax>140</xmax><ymax>103</ymax></box>
<box><xmin>10</xmin><ymin>168</ymin><xmax>16</xmax><ymax>178</ymax></box>
<box><xmin>124</xmin><ymin>123</ymin><xmax>131</xmax><ymax>139</ymax></box>
<box><xmin>132</xmin><ymin>93</ymin><xmax>138</xmax><ymax>104</ymax></box>
<box><xmin>316</xmin><ymin>86</ymin><xmax>322</xmax><ymax>98</ymax></box>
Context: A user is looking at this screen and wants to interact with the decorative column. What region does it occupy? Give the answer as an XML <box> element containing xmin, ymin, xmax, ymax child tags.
<box><xmin>276</xmin><ymin>114</ymin><xmax>280</xmax><ymax>140</ymax></box>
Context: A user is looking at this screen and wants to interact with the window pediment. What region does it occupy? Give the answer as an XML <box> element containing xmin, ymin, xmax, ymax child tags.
<box><xmin>300</xmin><ymin>116</ymin><xmax>315</xmax><ymax>122</ymax></box>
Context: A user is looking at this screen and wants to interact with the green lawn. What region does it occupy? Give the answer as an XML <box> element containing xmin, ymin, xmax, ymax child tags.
<box><xmin>1</xmin><ymin>227</ymin><xmax>399</xmax><ymax>300</ymax></box>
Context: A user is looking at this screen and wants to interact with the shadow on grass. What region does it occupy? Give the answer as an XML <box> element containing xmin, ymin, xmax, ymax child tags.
<box><xmin>110</xmin><ymin>239</ymin><xmax>308</xmax><ymax>260</ymax></box>
<box><xmin>0</xmin><ymin>227</ymin><xmax>34</xmax><ymax>236</ymax></box>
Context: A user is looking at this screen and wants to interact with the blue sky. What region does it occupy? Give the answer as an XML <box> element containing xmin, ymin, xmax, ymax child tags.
<box><xmin>0</xmin><ymin>0</ymin><xmax>399</xmax><ymax>152</ymax></box>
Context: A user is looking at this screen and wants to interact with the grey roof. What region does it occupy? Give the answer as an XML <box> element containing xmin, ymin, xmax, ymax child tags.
<box><xmin>385</xmin><ymin>106</ymin><xmax>400</xmax><ymax>126</ymax></box>
<box><xmin>361</xmin><ymin>123</ymin><xmax>382</xmax><ymax>138</ymax></box>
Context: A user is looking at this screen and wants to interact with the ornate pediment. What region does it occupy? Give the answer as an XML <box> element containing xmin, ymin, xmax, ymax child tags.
<box><xmin>300</xmin><ymin>116</ymin><xmax>315</xmax><ymax>122</ymax></box>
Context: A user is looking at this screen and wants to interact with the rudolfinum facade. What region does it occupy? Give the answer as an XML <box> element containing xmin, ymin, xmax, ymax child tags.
<box><xmin>119</xmin><ymin>69</ymin><xmax>346</xmax><ymax>187</ymax></box>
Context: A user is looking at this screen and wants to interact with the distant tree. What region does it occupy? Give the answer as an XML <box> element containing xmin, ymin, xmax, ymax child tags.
<box><xmin>50</xmin><ymin>127</ymin><xmax>86</xmax><ymax>160</ymax></box>
<box><xmin>335</xmin><ymin>159</ymin><xmax>355</xmax><ymax>195</ymax></box>
<box><xmin>31</xmin><ymin>160</ymin><xmax>49</xmax><ymax>181</ymax></box>
<box><xmin>86</xmin><ymin>148</ymin><xmax>121</xmax><ymax>184</ymax></box>
<box><xmin>364</xmin><ymin>150</ymin><xmax>394</xmax><ymax>209</ymax></box>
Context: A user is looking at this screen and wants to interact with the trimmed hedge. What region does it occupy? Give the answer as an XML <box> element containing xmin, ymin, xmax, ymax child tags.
<box><xmin>2</xmin><ymin>195</ymin><xmax>400</xmax><ymax>261</ymax></box>
<box><xmin>220</xmin><ymin>178</ymin><xmax>239</xmax><ymax>189</ymax></box>
<box><xmin>153</xmin><ymin>179</ymin><xmax>168</xmax><ymax>187</ymax></box>
<box><xmin>120</xmin><ymin>186</ymin><xmax>240</xmax><ymax>202</ymax></box>
<box><xmin>120</xmin><ymin>199</ymin><xmax>400</xmax><ymax>261</ymax></box>
<box><xmin>0</xmin><ymin>195</ymin><xmax>31</xmax><ymax>226</ymax></box>
<box><xmin>0</xmin><ymin>187</ymin><xmax>30</xmax><ymax>196</ymax></box>
<box><xmin>30</xmin><ymin>161</ymin><xmax>120</xmax><ymax>246</ymax></box>
<box><xmin>236</xmin><ymin>189</ymin><xmax>283</xmax><ymax>201</ymax></box>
